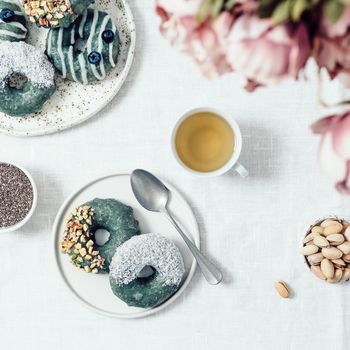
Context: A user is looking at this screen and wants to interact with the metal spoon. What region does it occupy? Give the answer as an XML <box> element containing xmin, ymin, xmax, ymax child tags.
<box><xmin>130</xmin><ymin>169</ymin><xmax>223</xmax><ymax>285</ymax></box>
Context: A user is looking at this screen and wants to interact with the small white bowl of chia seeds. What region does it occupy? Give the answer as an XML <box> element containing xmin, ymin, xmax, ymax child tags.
<box><xmin>0</xmin><ymin>162</ymin><xmax>37</xmax><ymax>233</ymax></box>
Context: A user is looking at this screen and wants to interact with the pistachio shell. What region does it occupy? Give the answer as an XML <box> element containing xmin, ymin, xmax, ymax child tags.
<box><xmin>311</xmin><ymin>226</ymin><xmax>324</xmax><ymax>234</ymax></box>
<box><xmin>326</xmin><ymin>233</ymin><xmax>345</xmax><ymax>246</ymax></box>
<box><xmin>344</xmin><ymin>226</ymin><xmax>350</xmax><ymax>242</ymax></box>
<box><xmin>321</xmin><ymin>259</ymin><xmax>334</xmax><ymax>279</ymax></box>
<box><xmin>323</xmin><ymin>223</ymin><xmax>343</xmax><ymax>236</ymax></box>
<box><xmin>313</xmin><ymin>235</ymin><xmax>329</xmax><ymax>248</ymax></box>
<box><xmin>340</xmin><ymin>268</ymin><xmax>350</xmax><ymax>282</ymax></box>
<box><xmin>343</xmin><ymin>254</ymin><xmax>350</xmax><ymax>263</ymax></box>
<box><xmin>274</xmin><ymin>281</ymin><xmax>289</xmax><ymax>298</ymax></box>
<box><xmin>342</xmin><ymin>224</ymin><xmax>350</xmax><ymax>234</ymax></box>
<box><xmin>310</xmin><ymin>265</ymin><xmax>326</xmax><ymax>280</ymax></box>
<box><xmin>321</xmin><ymin>219</ymin><xmax>341</xmax><ymax>228</ymax></box>
<box><xmin>338</xmin><ymin>241</ymin><xmax>350</xmax><ymax>255</ymax></box>
<box><xmin>321</xmin><ymin>247</ymin><xmax>343</xmax><ymax>259</ymax></box>
<box><xmin>331</xmin><ymin>258</ymin><xmax>346</xmax><ymax>268</ymax></box>
<box><xmin>303</xmin><ymin>232</ymin><xmax>318</xmax><ymax>244</ymax></box>
<box><xmin>327</xmin><ymin>268</ymin><xmax>343</xmax><ymax>283</ymax></box>
<box><xmin>307</xmin><ymin>253</ymin><xmax>324</xmax><ymax>265</ymax></box>
<box><xmin>300</xmin><ymin>245</ymin><xmax>319</xmax><ymax>256</ymax></box>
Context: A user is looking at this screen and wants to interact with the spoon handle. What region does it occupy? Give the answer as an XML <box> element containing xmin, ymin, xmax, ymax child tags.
<box><xmin>164</xmin><ymin>209</ymin><xmax>223</xmax><ymax>285</ymax></box>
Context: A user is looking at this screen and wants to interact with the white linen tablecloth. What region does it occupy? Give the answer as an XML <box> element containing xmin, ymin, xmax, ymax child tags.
<box><xmin>0</xmin><ymin>1</ymin><xmax>348</xmax><ymax>349</ymax></box>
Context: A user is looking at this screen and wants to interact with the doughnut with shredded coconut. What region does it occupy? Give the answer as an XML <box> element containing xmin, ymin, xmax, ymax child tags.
<box><xmin>0</xmin><ymin>41</ymin><xmax>55</xmax><ymax>116</ymax></box>
<box><xmin>109</xmin><ymin>233</ymin><xmax>185</xmax><ymax>308</ymax></box>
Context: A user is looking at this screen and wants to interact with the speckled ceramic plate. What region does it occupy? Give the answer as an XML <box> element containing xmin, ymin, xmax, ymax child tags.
<box><xmin>52</xmin><ymin>173</ymin><xmax>200</xmax><ymax>318</ymax></box>
<box><xmin>0</xmin><ymin>0</ymin><xmax>136</xmax><ymax>137</ymax></box>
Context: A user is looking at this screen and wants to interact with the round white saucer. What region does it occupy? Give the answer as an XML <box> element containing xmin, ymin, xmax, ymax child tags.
<box><xmin>52</xmin><ymin>173</ymin><xmax>199</xmax><ymax>318</ymax></box>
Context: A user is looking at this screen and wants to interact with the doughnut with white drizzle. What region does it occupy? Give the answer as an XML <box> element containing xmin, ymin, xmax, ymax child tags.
<box><xmin>46</xmin><ymin>9</ymin><xmax>119</xmax><ymax>84</ymax></box>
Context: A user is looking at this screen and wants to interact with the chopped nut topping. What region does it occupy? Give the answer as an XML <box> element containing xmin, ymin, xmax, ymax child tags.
<box><xmin>60</xmin><ymin>205</ymin><xmax>105</xmax><ymax>273</ymax></box>
<box><xmin>23</xmin><ymin>0</ymin><xmax>73</xmax><ymax>27</ymax></box>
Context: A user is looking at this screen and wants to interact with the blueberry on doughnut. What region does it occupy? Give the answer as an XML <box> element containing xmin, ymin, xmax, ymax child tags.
<box><xmin>109</xmin><ymin>233</ymin><xmax>185</xmax><ymax>308</ymax></box>
<box><xmin>60</xmin><ymin>199</ymin><xmax>140</xmax><ymax>273</ymax></box>
<box><xmin>23</xmin><ymin>0</ymin><xmax>94</xmax><ymax>28</ymax></box>
<box><xmin>0</xmin><ymin>0</ymin><xmax>27</xmax><ymax>42</ymax></box>
<box><xmin>46</xmin><ymin>9</ymin><xmax>120</xmax><ymax>84</ymax></box>
<box><xmin>0</xmin><ymin>41</ymin><xmax>55</xmax><ymax>116</ymax></box>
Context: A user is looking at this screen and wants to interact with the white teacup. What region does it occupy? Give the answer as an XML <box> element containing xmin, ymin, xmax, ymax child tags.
<box><xmin>171</xmin><ymin>107</ymin><xmax>248</xmax><ymax>178</ymax></box>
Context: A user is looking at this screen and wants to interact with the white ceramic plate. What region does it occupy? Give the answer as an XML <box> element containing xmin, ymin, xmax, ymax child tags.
<box><xmin>52</xmin><ymin>173</ymin><xmax>200</xmax><ymax>318</ymax></box>
<box><xmin>0</xmin><ymin>0</ymin><xmax>136</xmax><ymax>137</ymax></box>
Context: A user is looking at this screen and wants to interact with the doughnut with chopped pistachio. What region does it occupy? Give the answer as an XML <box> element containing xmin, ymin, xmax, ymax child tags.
<box><xmin>0</xmin><ymin>41</ymin><xmax>55</xmax><ymax>116</ymax></box>
<box><xmin>0</xmin><ymin>0</ymin><xmax>27</xmax><ymax>41</ymax></box>
<box><xmin>46</xmin><ymin>9</ymin><xmax>119</xmax><ymax>84</ymax></box>
<box><xmin>109</xmin><ymin>233</ymin><xmax>185</xmax><ymax>308</ymax></box>
<box><xmin>60</xmin><ymin>198</ymin><xmax>140</xmax><ymax>273</ymax></box>
<box><xmin>23</xmin><ymin>0</ymin><xmax>94</xmax><ymax>28</ymax></box>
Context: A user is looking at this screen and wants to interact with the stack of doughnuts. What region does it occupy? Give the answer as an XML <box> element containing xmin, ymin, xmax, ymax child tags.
<box><xmin>60</xmin><ymin>198</ymin><xmax>186</xmax><ymax>309</ymax></box>
<box><xmin>0</xmin><ymin>0</ymin><xmax>120</xmax><ymax>117</ymax></box>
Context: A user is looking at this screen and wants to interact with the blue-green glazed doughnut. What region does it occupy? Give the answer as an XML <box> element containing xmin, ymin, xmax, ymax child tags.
<box><xmin>0</xmin><ymin>82</ymin><xmax>55</xmax><ymax>116</ymax></box>
<box><xmin>46</xmin><ymin>9</ymin><xmax>119</xmax><ymax>84</ymax></box>
<box><xmin>0</xmin><ymin>41</ymin><xmax>55</xmax><ymax>116</ymax></box>
<box><xmin>60</xmin><ymin>198</ymin><xmax>140</xmax><ymax>273</ymax></box>
<box><xmin>109</xmin><ymin>233</ymin><xmax>185</xmax><ymax>309</ymax></box>
<box><xmin>0</xmin><ymin>0</ymin><xmax>27</xmax><ymax>41</ymax></box>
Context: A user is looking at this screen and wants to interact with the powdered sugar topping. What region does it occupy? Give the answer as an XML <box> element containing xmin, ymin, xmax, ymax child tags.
<box><xmin>0</xmin><ymin>41</ymin><xmax>55</xmax><ymax>90</ymax></box>
<box><xmin>110</xmin><ymin>233</ymin><xmax>185</xmax><ymax>286</ymax></box>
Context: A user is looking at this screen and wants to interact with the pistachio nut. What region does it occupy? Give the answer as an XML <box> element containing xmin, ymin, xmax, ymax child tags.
<box><xmin>321</xmin><ymin>219</ymin><xmax>341</xmax><ymax>228</ymax></box>
<box><xmin>326</xmin><ymin>234</ymin><xmax>345</xmax><ymax>246</ymax></box>
<box><xmin>313</xmin><ymin>235</ymin><xmax>329</xmax><ymax>248</ymax></box>
<box><xmin>321</xmin><ymin>259</ymin><xmax>334</xmax><ymax>279</ymax></box>
<box><xmin>321</xmin><ymin>247</ymin><xmax>343</xmax><ymax>259</ymax></box>
<box><xmin>300</xmin><ymin>245</ymin><xmax>319</xmax><ymax>256</ymax></box>
<box><xmin>311</xmin><ymin>226</ymin><xmax>324</xmax><ymax>234</ymax></box>
<box><xmin>340</xmin><ymin>268</ymin><xmax>350</xmax><ymax>282</ymax></box>
<box><xmin>331</xmin><ymin>258</ymin><xmax>346</xmax><ymax>268</ymax></box>
<box><xmin>307</xmin><ymin>253</ymin><xmax>324</xmax><ymax>265</ymax></box>
<box><xmin>323</xmin><ymin>223</ymin><xmax>343</xmax><ymax>236</ymax></box>
<box><xmin>338</xmin><ymin>241</ymin><xmax>350</xmax><ymax>255</ymax></box>
<box><xmin>310</xmin><ymin>265</ymin><xmax>326</xmax><ymax>280</ymax></box>
<box><xmin>327</xmin><ymin>268</ymin><xmax>343</xmax><ymax>283</ymax></box>
<box><xmin>274</xmin><ymin>281</ymin><xmax>289</xmax><ymax>298</ymax></box>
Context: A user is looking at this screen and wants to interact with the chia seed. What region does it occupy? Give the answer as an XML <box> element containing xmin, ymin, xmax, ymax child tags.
<box><xmin>0</xmin><ymin>163</ymin><xmax>34</xmax><ymax>228</ymax></box>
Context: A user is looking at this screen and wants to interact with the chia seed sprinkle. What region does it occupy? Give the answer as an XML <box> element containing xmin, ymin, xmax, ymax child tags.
<box><xmin>0</xmin><ymin>163</ymin><xmax>33</xmax><ymax>228</ymax></box>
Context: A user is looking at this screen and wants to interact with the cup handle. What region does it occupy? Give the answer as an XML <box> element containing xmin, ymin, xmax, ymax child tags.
<box><xmin>233</xmin><ymin>162</ymin><xmax>248</xmax><ymax>178</ymax></box>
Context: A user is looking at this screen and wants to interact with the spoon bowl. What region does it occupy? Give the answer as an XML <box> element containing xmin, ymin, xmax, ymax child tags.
<box><xmin>130</xmin><ymin>169</ymin><xmax>169</xmax><ymax>213</ymax></box>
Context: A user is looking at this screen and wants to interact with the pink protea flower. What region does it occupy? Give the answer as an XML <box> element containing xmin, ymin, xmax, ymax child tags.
<box><xmin>156</xmin><ymin>0</ymin><xmax>234</xmax><ymax>78</ymax></box>
<box><xmin>311</xmin><ymin>112</ymin><xmax>350</xmax><ymax>194</ymax></box>
<box><xmin>315</xmin><ymin>6</ymin><xmax>350</xmax><ymax>86</ymax></box>
<box><xmin>226</xmin><ymin>14</ymin><xmax>310</xmax><ymax>88</ymax></box>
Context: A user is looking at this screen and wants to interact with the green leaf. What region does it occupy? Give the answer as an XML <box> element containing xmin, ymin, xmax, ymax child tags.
<box><xmin>272</xmin><ymin>1</ymin><xmax>292</xmax><ymax>24</ymax></box>
<box><xmin>337</xmin><ymin>0</ymin><xmax>350</xmax><ymax>6</ymax></box>
<box><xmin>323</xmin><ymin>0</ymin><xmax>345</xmax><ymax>22</ymax></box>
<box><xmin>258</xmin><ymin>0</ymin><xmax>282</xmax><ymax>18</ymax></box>
<box><xmin>225</xmin><ymin>0</ymin><xmax>235</xmax><ymax>10</ymax></box>
<box><xmin>211</xmin><ymin>0</ymin><xmax>224</xmax><ymax>18</ymax></box>
<box><xmin>196</xmin><ymin>0</ymin><xmax>213</xmax><ymax>24</ymax></box>
<box><xmin>291</xmin><ymin>0</ymin><xmax>310</xmax><ymax>21</ymax></box>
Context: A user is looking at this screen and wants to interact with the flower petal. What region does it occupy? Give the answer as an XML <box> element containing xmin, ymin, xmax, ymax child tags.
<box><xmin>319</xmin><ymin>132</ymin><xmax>347</xmax><ymax>183</ymax></box>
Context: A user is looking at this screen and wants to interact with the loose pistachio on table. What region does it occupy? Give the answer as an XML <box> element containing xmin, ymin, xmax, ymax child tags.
<box><xmin>301</xmin><ymin>218</ymin><xmax>350</xmax><ymax>284</ymax></box>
